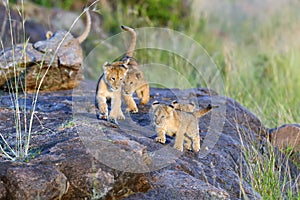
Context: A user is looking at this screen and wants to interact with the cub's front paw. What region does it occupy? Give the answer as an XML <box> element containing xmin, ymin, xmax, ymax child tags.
<box><xmin>193</xmin><ymin>144</ymin><xmax>200</xmax><ymax>153</ymax></box>
<box><xmin>154</xmin><ymin>136</ymin><xmax>166</xmax><ymax>144</ymax></box>
<box><xmin>109</xmin><ymin>112</ymin><xmax>125</xmax><ymax>120</ymax></box>
<box><xmin>96</xmin><ymin>110</ymin><xmax>108</xmax><ymax>120</ymax></box>
<box><xmin>97</xmin><ymin>114</ymin><xmax>108</xmax><ymax>120</ymax></box>
<box><xmin>126</xmin><ymin>106</ymin><xmax>138</xmax><ymax>113</ymax></box>
<box><xmin>173</xmin><ymin>144</ymin><xmax>183</xmax><ymax>152</ymax></box>
<box><xmin>184</xmin><ymin>143</ymin><xmax>192</xmax><ymax>151</ymax></box>
<box><xmin>140</xmin><ymin>97</ymin><xmax>149</xmax><ymax>105</ymax></box>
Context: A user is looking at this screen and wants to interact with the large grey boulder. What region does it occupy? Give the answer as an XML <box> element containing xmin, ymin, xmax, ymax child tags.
<box><xmin>0</xmin><ymin>30</ymin><xmax>84</xmax><ymax>92</ymax></box>
<box><xmin>0</xmin><ymin>85</ymin><xmax>298</xmax><ymax>199</ymax></box>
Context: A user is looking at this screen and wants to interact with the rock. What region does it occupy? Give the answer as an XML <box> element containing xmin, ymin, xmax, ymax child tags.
<box><xmin>0</xmin><ymin>2</ymin><xmax>94</xmax><ymax>92</ymax></box>
<box><xmin>32</xmin><ymin>136</ymin><xmax>151</xmax><ymax>199</ymax></box>
<box><xmin>0</xmin><ymin>180</ymin><xmax>7</xmax><ymax>200</ymax></box>
<box><xmin>0</xmin><ymin>27</ymin><xmax>84</xmax><ymax>92</ymax></box>
<box><xmin>125</xmin><ymin>170</ymin><xmax>230</xmax><ymax>200</ymax></box>
<box><xmin>6</xmin><ymin>165</ymin><xmax>68</xmax><ymax>200</ymax></box>
<box><xmin>0</xmin><ymin>86</ymin><xmax>298</xmax><ymax>199</ymax></box>
<box><xmin>269</xmin><ymin>124</ymin><xmax>300</xmax><ymax>151</ymax></box>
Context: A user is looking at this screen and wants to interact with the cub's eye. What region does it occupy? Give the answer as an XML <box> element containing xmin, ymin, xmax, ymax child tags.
<box><xmin>161</xmin><ymin>115</ymin><xmax>165</xmax><ymax>118</ymax></box>
<box><xmin>130</xmin><ymin>81</ymin><xmax>133</xmax><ymax>85</ymax></box>
<box><xmin>111</xmin><ymin>77</ymin><xmax>115</xmax><ymax>81</ymax></box>
<box><xmin>120</xmin><ymin>78</ymin><xmax>123</xmax><ymax>81</ymax></box>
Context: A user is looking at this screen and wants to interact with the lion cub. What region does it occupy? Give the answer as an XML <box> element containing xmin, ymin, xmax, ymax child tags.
<box><xmin>151</xmin><ymin>101</ymin><xmax>213</xmax><ymax>152</ymax></box>
<box><xmin>95</xmin><ymin>59</ymin><xmax>129</xmax><ymax>121</ymax></box>
<box><xmin>120</xmin><ymin>25</ymin><xmax>150</xmax><ymax>113</ymax></box>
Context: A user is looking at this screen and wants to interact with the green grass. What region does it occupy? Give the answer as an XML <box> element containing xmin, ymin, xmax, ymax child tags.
<box><xmin>241</xmin><ymin>138</ymin><xmax>299</xmax><ymax>199</ymax></box>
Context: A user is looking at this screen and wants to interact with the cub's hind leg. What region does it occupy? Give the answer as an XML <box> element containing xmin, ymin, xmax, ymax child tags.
<box><xmin>173</xmin><ymin>131</ymin><xmax>185</xmax><ymax>152</ymax></box>
<box><xmin>136</xmin><ymin>84</ymin><xmax>150</xmax><ymax>105</ymax></box>
<box><xmin>191</xmin><ymin>131</ymin><xmax>200</xmax><ymax>152</ymax></box>
<box><xmin>123</xmin><ymin>94</ymin><xmax>138</xmax><ymax>113</ymax></box>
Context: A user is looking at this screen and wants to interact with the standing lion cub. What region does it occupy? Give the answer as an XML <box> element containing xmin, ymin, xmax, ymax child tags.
<box><xmin>95</xmin><ymin>59</ymin><xmax>130</xmax><ymax>122</ymax></box>
<box><xmin>151</xmin><ymin>101</ymin><xmax>214</xmax><ymax>152</ymax></box>
<box><xmin>120</xmin><ymin>25</ymin><xmax>150</xmax><ymax>113</ymax></box>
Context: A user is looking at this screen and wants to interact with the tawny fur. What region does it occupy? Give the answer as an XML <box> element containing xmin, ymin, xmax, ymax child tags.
<box><xmin>77</xmin><ymin>9</ymin><xmax>92</xmax><ymax>44</ymax></box>
<box><xmin>120</xmin><ymin>25</ymin><xmax>136</xmax><ymax>57</ymax></box>
<box><xmin>151</xmin><ymin>101</ymin><xmax>213</xmax><ymax>152</ymax></box>
<box><xmin>46</xmin><ymin>31</ymin><xmax>53</xmax><ymax>39</ymax></box>
<box><xmin>95</xmin><ymin>59</ymin><xmax>129</xmax><ymax>121</ymax></box>
<box><xmin>120</xmin><ymin>25</ymin><xmax>150</xmax><ymax>113</ymax></box>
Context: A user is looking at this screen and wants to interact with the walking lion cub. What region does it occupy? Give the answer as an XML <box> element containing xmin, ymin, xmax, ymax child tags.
<box><xmin>95</xmin><ymin>59</ymin><xmax>130</xmax><ymax>121</ymax></box>
<box><xmin>151</xmin><ymin>101</ymin><xmax>214</xmax><ymax>152</ymax></box>
<box><xmin>120</xmin><ymin>25</ymin><xmax>150</xmax><ymax>113</ymax></box>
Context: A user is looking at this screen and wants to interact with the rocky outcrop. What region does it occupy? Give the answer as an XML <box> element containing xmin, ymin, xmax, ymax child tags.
<box><xmin>0</xmin><ymin>85</ymin><xmax>298</xmax><ymax>199</ymax></box>
<box><xmin>0</xmin><ymin>30</ymin><xmax>83</xmax><ymax>92</ymax></box>
<box><xmin>6</xmin><ymin>165</ymin><xmax>68</xmax><ymax>199</ymax></box>
<box><xmin>0</xmin><ymin>3</ymin><xmax>94</xmax><ymax>92</ymax></box>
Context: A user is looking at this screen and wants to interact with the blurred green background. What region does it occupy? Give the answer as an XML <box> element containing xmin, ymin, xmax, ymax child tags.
<box><xmin>9</xmin><ymin>0</ymin><xmax>300</xmax><ymax>128</ymax></box>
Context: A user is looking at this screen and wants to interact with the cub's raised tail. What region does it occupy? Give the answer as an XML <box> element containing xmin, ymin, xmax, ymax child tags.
<box><xmin>121</xmin><ymin>25</ymin><xmax>136</xmax><ymax>57</ymax></box>
<box><xmin>77</xmin><ymin>9</ymin><xmax>92</xmax><ymax>44</ymax></box>
<box><xmin>193</xmin><ymin>104</ymin><xmax>217</xmax><ymax>118</ymax></box>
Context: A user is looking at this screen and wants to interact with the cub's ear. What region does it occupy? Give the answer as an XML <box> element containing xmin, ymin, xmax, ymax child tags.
<box><xmin>135</xmin><ymin>71</ymin><xmax>142</xmax><ymax>79</ymax></box>
<box><xmin>102</xmin><ymin>62</ymin><xmax>110</xmax><ymax>70</ymax></box>
<box><xmin>189</xmin><ymin>102</ymin><xmax>195</xmax><ymax>106</ymax></box>
<box><xmin>122</xmin><ymin>59</ymin><xmax>130</xmax><ymax>69</ymax></box>
<box><xmin>207</xmin><ymin>104</ymin><xmax>212</xmax><ymax>109</ymax></box>
<box><xmin>121</xmin><ymin>64</ymin><xmax>129</xmax><ymax>72</ymax></box>
<box><xmin>125</xmin><ymin>58</ymin><xmax>130</xmax><ymax>65</ymax></box>
<box><xmin>46</xmin><ymin>31</ymin><xmax>53</xmax><ymax>39</ymax></box>
<box><xmin>152</xmin><ymin>101</ymin><xmax>160</xmax><ymax>108</ymax></box>
<box><xmin>121</xmin><ymin>58</ymin><xmax>130</xmax><ymax>69</ymax></box>
<box><xmin>166</xmin><ymin>104</ymin><xmax>174</xmax><ymax>113</ymax></box>
<box><xmin>171</xmin><ymin>100</ymin><xmax>178</xmax><ymax>105</ymax></box>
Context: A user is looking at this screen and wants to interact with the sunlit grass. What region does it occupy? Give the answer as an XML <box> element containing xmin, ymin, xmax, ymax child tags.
<box><xmin>241</xmin><ymin>135</ymin><xmax>299</xmax><ymax>199</ymax></box>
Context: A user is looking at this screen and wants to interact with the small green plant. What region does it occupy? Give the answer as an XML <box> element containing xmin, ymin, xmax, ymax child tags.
<box><xmin>59</xmin><ymin>119</ymin><xmax>75</xmax><ymax>131</ymax></box>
